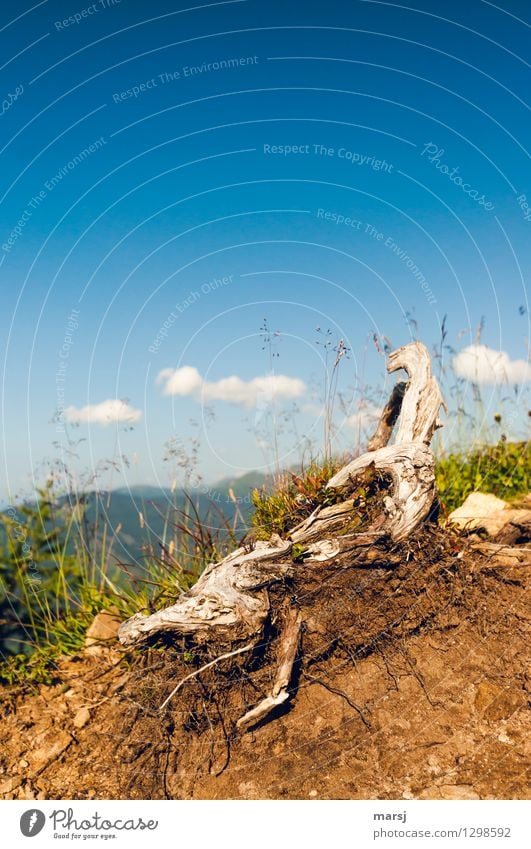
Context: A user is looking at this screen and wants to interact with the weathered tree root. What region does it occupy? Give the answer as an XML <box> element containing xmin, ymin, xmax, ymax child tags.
<box><xmin>159</xmin><ymin>643</ymin><xmax>255</xmax><ymax>711</ymax></box>
<box><xmin>236</xmin><ymin>608</ymin><xmax>302</xmax><ymax>731</ymax></box>
<box><xmin>118</xmin><ymin>341</ymin><xmax>445</xmax><ymax>729</ymax></box>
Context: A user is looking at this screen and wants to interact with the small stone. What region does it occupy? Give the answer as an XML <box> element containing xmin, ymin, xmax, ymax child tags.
<box><xmin>439</xmin><ymin>785</ymin><xmax>480</xmax><ymax>800</ymax></box>
<box><xmin>0</xmin><ymin>776</ymin><xmax>22</xmax><ymax>795</ymax></box>
<box><xmin>238</xmin><ymin>781</ymin><xmax>258</xmax><ymax>799</ymax></box>
<box><xmin>498</xmin><ymin>732</ymin><xmax>512</xmax><ymax>744</ymax></box>
<box><xmin>73</xmin><ymin>707</ymin><xmax>91</xmax><ymax>729</ymax></box>
<box><xmin>18</xmin><ymin>759</ymin><xmax>29</xmax><ymax>769</ymax></box>
<box><xmin>426</xmin><ymin>754</ymin><xmax>442</xmax><ymax>776</ymax></box>
<box><xmin>85</xmin><ymin>610</ymin><xmax>121</xmax><ymax>652</ymax></box>
<box><xmin>308</xmin><ymin>789</ymin><xmax>318</xmax><ymax>798</ymax></box>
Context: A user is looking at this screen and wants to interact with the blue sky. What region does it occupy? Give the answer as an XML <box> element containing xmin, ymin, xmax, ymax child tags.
<box><xmin>0</xmin><ymin>0</ymin><xmax>530</xmax><ymax>499</ymax></box>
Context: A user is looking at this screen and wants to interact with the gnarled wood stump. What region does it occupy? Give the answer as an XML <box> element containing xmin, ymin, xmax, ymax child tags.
<box><xmin>119</xmin><ymin>341</ymin><xmax>445</xmax><ymax>729</ymax></box>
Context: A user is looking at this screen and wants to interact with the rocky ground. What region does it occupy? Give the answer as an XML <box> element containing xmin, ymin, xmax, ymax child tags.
<box><xmin>0</xmin><ymin>497</ymin><xmax>529</xmax><ymax>800</ymax></box>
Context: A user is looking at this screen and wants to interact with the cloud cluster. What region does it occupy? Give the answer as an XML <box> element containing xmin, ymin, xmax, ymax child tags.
<box><xmin>156</xmin><ymin>365</ymin><xmax>306</xmax><ymax>408</ymax></box>
<box><xmin>453</xmin><ymin>344</ymin><xmax>531</xmax><ymax>384</ymax></box>
<box><xmin>65</xmin><ymin>399</ymin><xmax>142</xmax><ymax>426</ymax></box>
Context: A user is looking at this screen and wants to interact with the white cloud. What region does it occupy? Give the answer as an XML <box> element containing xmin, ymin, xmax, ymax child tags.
<box><xmin>65</xmin><ymin>399</ymin><xmax>142</xmax><ymax>426</ymax></box>
<box><xmin>156</xmin><ymin>366</ymin><xmax>202</xmax><ymax>396</ymax></box>
<box><xmin>156</xmin><ymin>365</ymin><xmax>306</xmax><ymax>408</ymax></box>
<box><xmin>453</xmin><ymin>344</ymin><xmax>531</xmax><ymax>384</ymax></box>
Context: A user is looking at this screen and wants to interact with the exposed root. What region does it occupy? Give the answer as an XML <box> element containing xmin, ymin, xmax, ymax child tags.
<box><xmin>303</xmin><ymin>672</ymin><xmax>372</xmax><ymax>729</ymax></box>
<box><xmin>117</xmin><ymin>341</ymin><xmax>447</xmax><ymax>745</ymax></box>
<box><xmin>119</xmin><ymin>341</ymin><xmax>444</xmax><ymax>650</ymax></box>
<box><xmin>160</xmin><ymin>643</ymin><xmax>255</xmax><ymax>711</ymax></box>
<box><xmin>237</xmin><ymin>608</ymin><xmax>302</xmax><ymax>731</ymax></box>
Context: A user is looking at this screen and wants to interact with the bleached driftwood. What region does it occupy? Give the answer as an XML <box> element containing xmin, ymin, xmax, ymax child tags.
<box><xmin>118</xmin><ymin>341</ymin><xmax>444</xmax><ymax>728</ymax></box>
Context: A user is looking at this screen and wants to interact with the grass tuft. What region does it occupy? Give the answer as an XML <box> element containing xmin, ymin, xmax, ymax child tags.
<box><xmin>436</xmin><ymin>440</ymin><xmax>530</xmax><ymax>512</ymax></box>
<box><xmin>1</xmin><ymin>438</ymin><xmax>529</xmax><ymax>686</ymax></box>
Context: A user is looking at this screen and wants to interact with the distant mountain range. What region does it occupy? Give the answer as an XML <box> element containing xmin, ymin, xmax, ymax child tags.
<box><xmin>1</xmin><ymin>471</ymin><xmax>270</xmax><ymax>569</ymax></box>
<box><xmin>112</xmin><ymin>470</ymin><xmax>268</xmax><ymax>502</ymax></box>
<box><xmin>96</xmin><ymin>472</ymin><xmax>269</xmax><ymax>564</ymax></box>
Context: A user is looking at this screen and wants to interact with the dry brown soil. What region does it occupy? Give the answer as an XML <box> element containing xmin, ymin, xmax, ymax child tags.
<box><xmin>0</xmin><ymin>533</ymin><xmax>529</xmax><ymax>800</ymax></box>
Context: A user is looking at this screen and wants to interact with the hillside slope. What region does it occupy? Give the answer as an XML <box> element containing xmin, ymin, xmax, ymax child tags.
<box><xmin>0</xmin><ymin>531</ymin><xmax>528</xmax><ymax>801</ymax></box>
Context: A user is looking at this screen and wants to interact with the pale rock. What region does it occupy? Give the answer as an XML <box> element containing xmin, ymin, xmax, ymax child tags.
<box><xmin>73</xmin><ymin>707</ymin><xmax>91</xmax><ymax>729</ymax></box>
<box><xmin>238</xmin><ymin>781</ymin><xmax>259</xmax><ymax>799</ymax></box>
<box><xmin>439</xmin><ymin>784</ymin><xmax>480</xmax><ymax>800</ymax></box>
<box><xmin>497</xmin><ymin>732</ymin><xmax>512</xmax><ymax>744</ymax></box>
<box><xmin>448</xmin><ymin>492</ymin><xmax>531</xmax><ymax>536</ymax></box>
<box><xmin>0</xmin><ymin>776</ymin><xmax>22</xmax><ymax>795</ymax></box>
<box><xmin>85</xmin><ymin>610</ymin><xmax>121</xmax><ymax>653</ymax></box>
